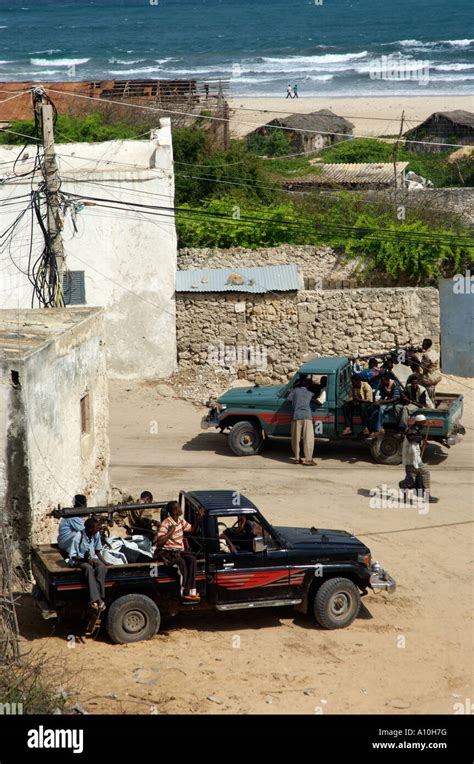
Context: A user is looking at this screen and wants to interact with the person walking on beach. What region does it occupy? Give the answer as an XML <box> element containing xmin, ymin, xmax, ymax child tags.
<box><xmin>286</xmin><ymin>84</ymin><xmax>293</xmax><ymax>98</ymax></box>
<box><xmin>293</xmin><ymin>83</ymin><xmax>299</xmax><ymax>98</ymax></box>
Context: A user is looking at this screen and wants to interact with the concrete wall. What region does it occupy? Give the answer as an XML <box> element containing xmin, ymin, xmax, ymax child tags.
<box><xmin>0</xmin><ymin>310</ymin><xmax>110</xmax><ymax>563</ymax></box>
<box><xmin>439</xmin><ymin>277</ymin><xmax>474</xmax><ymax>376</ymax></box>
<box><xmin>177</xmin><ymin>287</ymin><xmax>440</xmax><ymax>383</ymax></box>
<box><xmin>0</xmin><ymin>120</ymin><xmax>177</xmax><ymax>379</ymax></box>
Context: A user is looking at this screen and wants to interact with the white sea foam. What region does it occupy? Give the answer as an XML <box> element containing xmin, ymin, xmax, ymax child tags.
<box><xmin>305</xmin><ymin>74</ymin><xmax>335</xmax><ymax>81</ymax></box>
<box><xmin>108</xmin><ymin>67</ymin><xmax>164</xmax><ymax>76</ymax></box>
<box><xmin>432</xmin><ymin>63</ymin><xmax>474</xmax><ymax>71</ymax></box>
<box><xmin>397</xmin><ymin>38</ymin><xmax>473</xmax><ymax>50</ymax></box>
<box><xmin>30</xmin><ymin>57</ymin><xmax>90</xmax><ymax>67</ymax></box>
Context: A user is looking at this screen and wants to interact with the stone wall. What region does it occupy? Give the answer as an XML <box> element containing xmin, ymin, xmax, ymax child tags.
<box><xmin>358</xmin><ymin>188</ymin><xmax>474</xmax><ymax>228</ymax></box>
<box><xmin>177</xmin><ymin>287</ymin><xmax>440</xmax><ymax>383</ymax></box>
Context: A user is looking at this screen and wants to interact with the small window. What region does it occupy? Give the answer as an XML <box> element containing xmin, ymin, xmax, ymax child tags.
<box><xmin>64</xmin><ymin>271</ymin><xmax>86</xmax><ymax>305</ymax></box>
<box><xmin>80</xmin><ymin>393</ymin><xmax>90</xmax><ymax>435</ymax></box>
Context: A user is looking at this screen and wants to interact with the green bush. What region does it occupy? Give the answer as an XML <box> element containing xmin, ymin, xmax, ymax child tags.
<box><xmin>344</xmin><ymin>214</ymin><xmax>473</xmax><ymax>283</ymax></box>
<box><xmin>247</xmin><ymin>128</ymin><xmax>291</xmax><ymax>157</ymax></box>
<box><xmin>173</xmin><ymin>132</ymin><xmax>270</xmax><ymax>205</ymax></box>
<box><xmin>0</xmin><ymin>113</ymin><xmax>148</xmax><ymax>145</ymax></box>
<box><xmin>319</xmin><ymin>138</ymin><xmax>394</xmax><ymax>164</ymax></box>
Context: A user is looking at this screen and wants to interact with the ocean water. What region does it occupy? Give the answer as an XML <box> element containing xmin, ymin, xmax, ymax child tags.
<box><xmin>0</xmin><ymin>0</ymin><xmax>473</xmax><ymax>96</ymax></box>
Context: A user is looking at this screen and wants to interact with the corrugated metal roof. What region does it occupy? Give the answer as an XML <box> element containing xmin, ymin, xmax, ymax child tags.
<box><xmin>176</xmin><ymin>264</ymin><xmax>301</xmax><ymax>293</ymax></box>
<box><xmin>284</xmin><ymin>162</ymin><xmax>408</xmax><ymax>189</ymax></box>
<box><xmin>312</xmin><ymin>162</ymin><xmax>408</xmax><ymax>184</ymax></box>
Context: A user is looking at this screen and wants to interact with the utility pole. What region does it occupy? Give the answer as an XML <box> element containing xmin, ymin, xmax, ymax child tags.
<box><xmin>32</xmin><ymin>87</ymin><xmax>65</xmax><ymax>306</ymax></box>
<box><xmin>217</xmin><ymin>81</ymin><xmax>230</xmax><ymax>151</ymax></box>
<box><xmin>393</xmin><ymin>109</ymin><xmax>405</xmax><ymax>189</ymax></box>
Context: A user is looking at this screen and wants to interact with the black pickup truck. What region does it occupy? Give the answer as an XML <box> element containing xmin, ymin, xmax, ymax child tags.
<box><xmin>31</xmin><ymin>491</ymin><xmax>395</xmax><ymax>644</ymax></box>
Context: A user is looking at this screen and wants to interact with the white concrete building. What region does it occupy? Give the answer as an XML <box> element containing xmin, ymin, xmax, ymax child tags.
<box><xmin>0</xmin><ymin>119</ymin><xmax>177</xmax><ymax>379</ymax></box>
<box><xmin>0</xmin><ymin>308</ymin><xmax>109</xmax><ymax>568</ymax></box>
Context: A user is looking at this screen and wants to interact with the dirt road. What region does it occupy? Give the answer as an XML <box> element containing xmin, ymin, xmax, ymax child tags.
<box><xmin>18</xmin><ymin>376</ymin><xmax>473</xmax><ymax>715</ymax></box>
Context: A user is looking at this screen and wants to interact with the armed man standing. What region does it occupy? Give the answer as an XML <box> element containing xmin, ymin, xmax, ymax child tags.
<box><xmin>400</xmin><ymin>414</ymin><xmax>437</xmax><ymax>504</ymax></box>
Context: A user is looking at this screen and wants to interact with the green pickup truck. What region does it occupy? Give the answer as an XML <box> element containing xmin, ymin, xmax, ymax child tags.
<box><xmin>201</xmin><ymin>356</ymin><xmax>465</xmax><ymax>465</ymax></box>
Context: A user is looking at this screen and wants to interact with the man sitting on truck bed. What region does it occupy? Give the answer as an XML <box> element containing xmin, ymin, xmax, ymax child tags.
<box><xmin>155</xmin><ymin>501</ymin><xmax>201</xmax><ymax>603</ymax></box>
<box><xmin>397</xmin><ymin>373</ymin><xmax>434</xmax><ymax>429</ymax></box>
<box><xmin>67</xmin><ymin>517</ymin><xmax>109</xmax><ymax>611</ymax></box>
<box><xmin>126</xmin><ymin>490</ymin><xmax>157</xmax><ymax>535</ymax></box>
<box><xmin>368</xmin><ymin>373</ymin><xmax>402</xmax><ymax>438</ymax></box>
<box><xmin>57</xmin><ymin>494</ymin><xmax>88</xmax><ymax>556</ymax></box>
<box><xmin>353</xmin><ymin>357</ymin><xmax>381</xmax><ymax>390</ymax></box>
<box><xmin>342</xmin><ymin>376</ymin><xmax>373</xmax><ymax>436</ymax></box>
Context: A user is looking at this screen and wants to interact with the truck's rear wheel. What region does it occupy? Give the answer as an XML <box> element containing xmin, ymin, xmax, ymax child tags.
<box><xmin>106</xmin><ymin>594</ymin><xmax>160</xmax><ymax>644</ymax></box>
<box><xmin>313</xmin><ymin>577</ymin><xmax>361</xmax><ymax>629</ymax></box>
<box><xmin>228</xmin><ymin>420</ymin><xmax>264</xmax><ymax>456</ymax></box>
<box><xmin>370</xmin><ymin>432</ymin><xmax>403</xmax><ymax>465</ymax></box>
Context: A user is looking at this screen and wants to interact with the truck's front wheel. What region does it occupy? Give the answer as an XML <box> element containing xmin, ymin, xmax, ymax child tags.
<box><xmin>228</xmin><ymin>420</ymin><xmax>264</xmax><ymax>456</ymax></box>
<box><xmin>106</xmin><ymin>594</ymin><xmax>161</xmax><ymax>644</ymax></box>
<box><xmin>313</xmin><ymin>577</ymin><xmax>361</xmax><ymax>629</ymax></box>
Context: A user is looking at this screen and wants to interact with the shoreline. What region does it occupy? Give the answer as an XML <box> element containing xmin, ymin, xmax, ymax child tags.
<box><xmin>228</xmin><ymin>94</ymin><xmax>474</xmax><ymax>137</ymax></box>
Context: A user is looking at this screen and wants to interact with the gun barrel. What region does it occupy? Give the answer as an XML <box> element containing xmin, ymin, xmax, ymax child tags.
<box><xmin>50</xmin><ymin>502</ymin><xmax>169</xmax><ymax>519</ymax></box>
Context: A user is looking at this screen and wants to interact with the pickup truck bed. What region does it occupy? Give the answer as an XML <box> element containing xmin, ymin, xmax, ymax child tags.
<box><xmin>31</xmin><ymin>543</ymin><xmax>207</xmax><ymax>613</ymax></box>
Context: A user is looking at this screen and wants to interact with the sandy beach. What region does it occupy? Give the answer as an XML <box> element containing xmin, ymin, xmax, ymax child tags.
<box><xmin>228</xmin><ymin>95</ymin><xmax>474</xmax><ymax>138</ymax></box>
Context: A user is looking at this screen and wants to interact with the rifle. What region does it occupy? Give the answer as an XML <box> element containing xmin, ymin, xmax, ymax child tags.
<box><xmin>421</xmin><ymin>427</ymin><xmax>430</xmax><ymax>459</ymax></box>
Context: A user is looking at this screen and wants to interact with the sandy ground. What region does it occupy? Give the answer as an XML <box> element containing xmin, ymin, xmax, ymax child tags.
<box><xmin>17</xmin><ymin>374</ymin><xmax>473</xmax><ymax>715</ymax></box>
<box><xmin>228</xmin><ymin>95</ymin><xmax>474</xmax><ymax>138</ymax></box>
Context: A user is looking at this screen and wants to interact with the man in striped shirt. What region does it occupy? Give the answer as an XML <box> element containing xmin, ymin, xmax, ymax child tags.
<box><xmin>156</xmin><ymin>501</ymin><xmax>200</xmax><ymax>602</ymax></box>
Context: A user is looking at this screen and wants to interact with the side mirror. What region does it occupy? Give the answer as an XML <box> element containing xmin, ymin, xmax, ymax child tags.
<box><xmin>253</xmin><ymin>536</ymin><xmax>267</xmax><ymax>553</ymax></box>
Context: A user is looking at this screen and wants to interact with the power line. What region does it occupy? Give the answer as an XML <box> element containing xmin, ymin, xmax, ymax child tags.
<box><xmin>56</xmin><ymin>160</ymin><xmax>466</xmax><ymax>219</ymax></box>
<box><xmin>63</xmin><ymin>190</ymin><xmax>474</xmax><ymax>247</ymax></box>
<box><xmin>0</xmin><ymin>127</ymin><xmax>40</xmax><ymax>142</ymax></box>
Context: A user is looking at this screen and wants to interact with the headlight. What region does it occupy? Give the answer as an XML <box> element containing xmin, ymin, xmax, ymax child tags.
<box><xmin>358</xmin><ymin>552</ymin><xmax>371</xmax><ymax>568</ymax></box>
<box><xmin>216</xmin><ymin>403</ymin><xmax>227</xmax><ymax>413</ymax></box>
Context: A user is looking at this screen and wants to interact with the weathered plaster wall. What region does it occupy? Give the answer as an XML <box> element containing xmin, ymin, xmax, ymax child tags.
<box><xmin>0</xmin><ymin>367</ymin><xmax>33</xmax><ymax>570</ymax></box>
<box><xmin>177</xmin><ymin>287</ymin><xmax>440</xmax><ymax>383</ymax></box>
<box><xmin>22</xmin><ymin>311</ymin><xmax>110</xmax><ymax>545</ymax></box>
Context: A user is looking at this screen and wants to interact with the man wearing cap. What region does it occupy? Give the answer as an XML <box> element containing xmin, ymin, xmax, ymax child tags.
<box><xmin>400</xmin><ymin>415</ymin><xmax>434</xmax><ymax>502</ymax></box>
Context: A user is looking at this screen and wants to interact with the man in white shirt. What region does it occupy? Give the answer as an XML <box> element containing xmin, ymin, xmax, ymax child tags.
<box><xmin>401</xmin><ymin>415</ymin><xmax>433</xmax><ymax>502</ymax></box>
